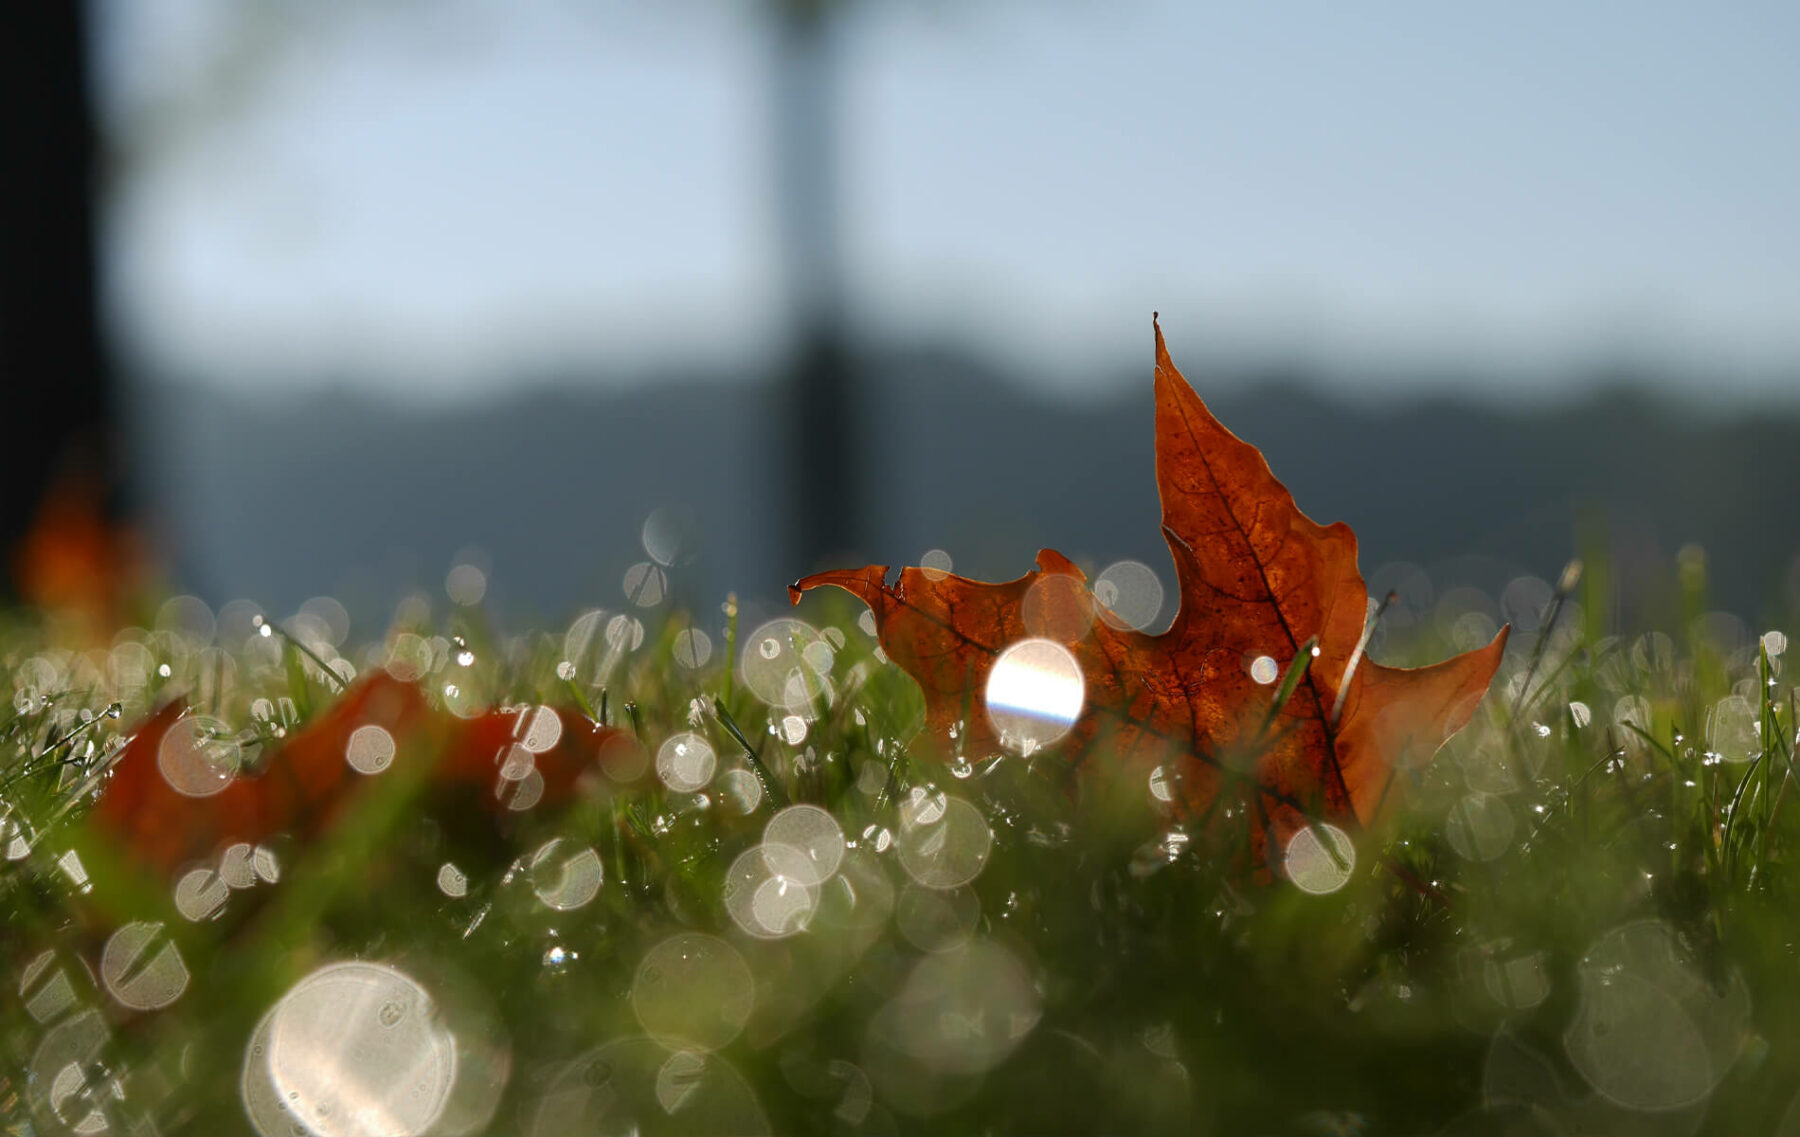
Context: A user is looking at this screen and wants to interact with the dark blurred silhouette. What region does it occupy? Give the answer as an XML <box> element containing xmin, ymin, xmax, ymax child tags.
<box><xmin>773</xmin><ymin>0</ymin><xmax>861</xmax><ymax>576</ymax></box>
<box><xmin>143</xmin><ymin>353</ymin><xmax>1800</xmax><ymax>631</ymax></box>
<box><xmin>0</xmin><ymin>4</ymin><xmax>133</xmax><ymax>617</ymax></box>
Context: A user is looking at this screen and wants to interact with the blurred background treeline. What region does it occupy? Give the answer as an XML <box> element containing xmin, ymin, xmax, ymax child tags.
<box><xmin>5</xmin><ymin>1</ymin><xmax>1798</xmax><ymax>633</ymax></box>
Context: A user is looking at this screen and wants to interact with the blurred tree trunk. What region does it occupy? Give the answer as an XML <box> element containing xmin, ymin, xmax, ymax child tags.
<box><xmin>774</xmin><ymin>0</ymin><xmax>860</xmax><ymax>577</ymax></box>
<box><xmin>0</xmin><ymin>2</ymin><xmax>124</xmax><ymax>605</ymax></box>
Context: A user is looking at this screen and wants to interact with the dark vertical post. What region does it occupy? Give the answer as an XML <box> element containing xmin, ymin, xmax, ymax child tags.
<box><xmin>773</xmin><ymin>0</ymin><xmax>859</xmax><ymax>576</ymax></box>
<box><xmin>0</xmin><ymin>3</ymin><xmax>119</xmax><ymax>588</ymax></box>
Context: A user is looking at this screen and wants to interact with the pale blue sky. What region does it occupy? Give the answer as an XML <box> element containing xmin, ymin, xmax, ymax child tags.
<box><xmin>100</xmin><ymin>0</ymin><xmax>1800</xmax><ymax>402</ymax></box>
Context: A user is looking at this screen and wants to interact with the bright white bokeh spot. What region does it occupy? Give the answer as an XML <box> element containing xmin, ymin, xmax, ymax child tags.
<box><xmin>1569</xmin><ymin>700</ymin><xmax>1592</xmax><ymax>728</ymax></box>
<box><xmin>985</xmin><ymin>639</ymin><xmax>1084</xmax><ymax>755</ymax></box>
<box><xmin>219</xmin><ymin>842</ymin><xmax>257</xmax><ymax>889</ymax></box>
<box><xmin>1249</xmin><ymin>655</ymin><xmax>1280</xmax><ymax>685</ymax></box>
<box><xmin>1763</xmin><ymin>630</ymin><xmax>1788</xmax><ymax>658</ymax></box>
<box><xmin>529</xmin><ymin>839</ymin><xmax>603</xmax><ymax>911</ymax></box>
<box><xmin>763</xmin><ymin>805</ymin><xmax>845</xmax><ymax>887</ymax></box>
<box><xmin>158</xmin><ymin>715</ymin><xmax>238</xmax><ymax>797</ymax></box>
<box><xmin>779</xmin><ymin>714</ymin><xmax>809</xmax><ymax>746</ymax></box>
<box><xmin>740</xmin><ymin>618</ymin><xmax>831</xmax><ymax>712</ymax></box>
<box><xmin>20</xmin><ymin>951</ymin><xmax>79</xmax><ymax>1024</ymax></box>
<box><xmin>920</xmin><ymin>548</ymin><xmax>954</xmax><ymax>579</ymax></box>
<box><xmin>437</xmin><ymin>862</ymin><xmax>468</xmax><ymax>898</ymax></box>
<box><xmin>1282</xmin><ymin>824</ymin><xmax>1356</xmax><ymax>895</ymax></box>
<box><xmin>1147</xmin><ymin>765</ymin><xmax>1174</xmax><ymax>804</ymax></box>
<box><xmin>345</xmin><ymin>724</ymin><xmax>396</xmax><ymax>775</ymax></box>
<box><xmin>101</xmin><ymin>922</ymin><xmax>188</xmax><ymax>1010</ymax></box>
<box><xmin>672</xmin><ymin>628</ymin><xmax>713</xmax><ymax>670</ymax></box>
<box><xmin>57</xmin><ymin>850</ymin><xmax>90</xmax><ymax>892</ymax></box>
<box><xmin>174</xmin><ymin>868</ymin><xmax>229</xmax><ymax>921</ymax></box>
<box><xmin>250</xmin><ymin>962</ymin><xmax>459</xmax><ymax>1137</ymax></box>
<box><xmin>253</xmin><ymin>845</ymin><xmax>281</xmax><ymax>883</ymax></box>
<box><xmin>631</xmin><ymin>933</ymin><xmax>754</xmax><ymax>1052</ymax></box>
<box><xmin>40</xmin><ymin>1013</ymin><xmax>123</xmax><ymax>1135</ymax></box>
<box><xmin>1094</xmin><ymin>560</ymin><xmax>1164</xmax><ymax>632</ymax></box>
<box><xmin>897</xmin><ymin>794</ymin><xmax>992</xmax><ymax>890</ymax></box>
<box><xmin>724</xmin><ymin>844</ymin><xmax>818</xmax><ymax>939</ymax></box>
<box><xmin>514</xmin><ymin>705</ymin><xmax>563</xmax><ymax>754</ymax></box>
<box><xmin>622</xmin><ymin>562</ymin><xmax>667</xmax><ymax>608</ymax></box>
<box><xmin>657</xmin><ymin>732</ymin><xmax>717</xmax><ymax>793</ymax></box>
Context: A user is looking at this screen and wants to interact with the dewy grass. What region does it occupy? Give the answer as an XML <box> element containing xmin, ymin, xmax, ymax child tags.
<box><xmin>2</xmin><ymin>559</ymin><xmax>1799</xmax><ymax>1136</ymax></box>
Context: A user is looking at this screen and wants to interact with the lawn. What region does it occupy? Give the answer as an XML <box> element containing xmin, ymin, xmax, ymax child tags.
<box><xmin>2</xmin><ymin>549</ymin><xmax>1798</xmax><ymax>1136</ymax></box>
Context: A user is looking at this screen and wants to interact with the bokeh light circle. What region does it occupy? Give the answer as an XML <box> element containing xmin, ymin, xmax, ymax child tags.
<box><xmin>864</xmin><ymin>939</ymin><xmax>1042</xmax><ymax>1110</ymax></box>
<box><xmin>672</xmin><ymin>628</ymin><xmax>713</xmax><ymax>670</ymax></box>
<box><xmin>157</xmin><ymin>715</ymin><xmax>238</xmax><ymax>798</ymax></box>
<box><xmin>1563</xmin><ymin>920</ymin><xmax>1751</xmax><ymax>1113</ymax></box>
<box><xmin>656</xmin><ymin>732</ymin><xmax>717</xmax><ymax>793</ymax></box>
<box><xmin>896</xmin><ymin>795</ymin><xmax>993</xmax><ymax>890</ymax></box>
<box><xmin>724</xmin><ymin>844</ymin><xmax>819</xmax><ymax>939</ymax></box>
<box><xmin>174</xmin><ymin>867</ymin><xmax>229</xmax><ymax>921</ymax></box>
<box><xmin>716</xmin><ymin>769</ymin><xmax>763</xmax><ymax>815</ymax></box>
<box><xmin>1093</xmin><ymin>560</ymin><xmax>1164</xmax><ymax>632</ymax></box>
<box><xmin>984</xmin><ymin>639</ymin><xmax>1084</xmax><ymax>755</ymax></box>
<box><xmin>740</xmin><ymin>618</ymin><xmax>833</xmax><ymax>718</ymax></box>
<box><xmin>345</xmin><ymin>724</ymin><xmax>396</xmax><ymax>775</ymax></box>
<box><xmin>251</xmin><ymin>962</ymin><xmax>457</xmax><ymax>1137</ymax></box>
<box><xmin>528</xmin><ymin>839</ymin><xmax>604</xmax><ymax>911</ymax></box>
<box><xmin>100</xmin><ymin>922</ymin><xmax>188</xmax><ymax>1011</ymax></box>
<box><xmin>631</xmin><ymin>933</ymin><xmax>755</xmax><ymax>1051</ymax></box>
<box><xmin>1282</xmin><ymin>824</ymin><xmax>1356</xmax><ymax>895</ymax></box>
<box><xmin>762</xmin><ymin>805</ymin><xmax>845</xmax><ymax>887</ymax></box>
<box><xmin>529</xmin><ymin>1038</ymin><xmax>768</xmax><ymax>1137</ymax></box>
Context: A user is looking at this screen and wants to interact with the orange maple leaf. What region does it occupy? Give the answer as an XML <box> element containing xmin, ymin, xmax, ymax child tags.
<box><xmin>86</xmin><ymin>672</ymin><xmax>643</xmax><ymax>884</ymax></box>
<box><xmin>792</xmin><ymin>320</ymin><xmax>1507</xmax><ymax>857</ymax></box>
